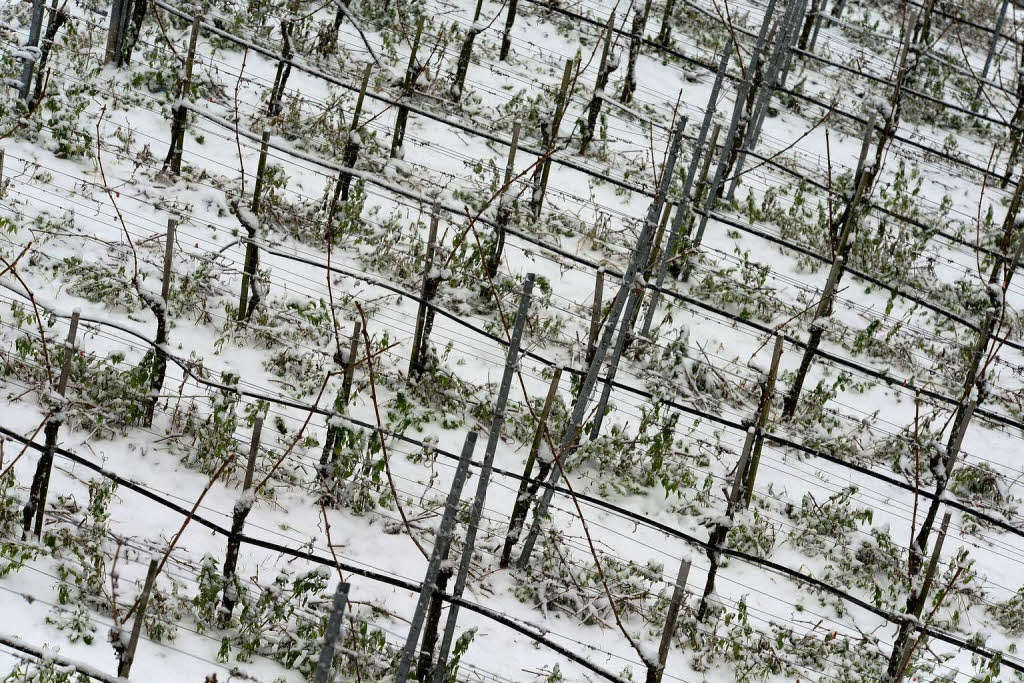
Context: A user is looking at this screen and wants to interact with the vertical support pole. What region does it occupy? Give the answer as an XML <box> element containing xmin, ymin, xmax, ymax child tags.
<box><xmin>532</xmin><ymin>59</ymin><xmax>574</xmax><ymax>219</ymax></box>
<box><xmin>392</xmin><ymin>17</ymin><xmax>424</xmax><ymax>159</ymax></box>
<box><xmin>340</xmin><ymin>321</ymin><xmax>361</xmax><ymax>408</ymax></box>
<box><xmin>589</xmin><ymin>119</ymin><xmax>686</xmax><ymax>439</ymax></box>
<box><xmin>313</xmin><ymin>582</ymin><xmax>351</xmax><ymax>683</ymax></box>
<box><xmin>165</xmin><ymin>16</ymin><xmax>201</xmax><ymax>176</ymax></box>
<box><xmin>620</xmin><ymin>7</ymin><xmax>645</xmax><ymax>104</ymax></box>
<box><xmin>499</xmin><ymin>366</ymin><xmax>562</xmax><ymax>568</ymax></box>
<box><xmin>116</xmin><ymin>557</ymin><xmax>159</xmax><ymax>678</ymax></box>
<box><xmin>657</xmin><ymin>0</ymin><xmax>676</xmax><ymax>46</ymax></box>
<box><xmin>486</xmin><ymin>121</ymin><xmax>521</xmax><ymax>279</ymax></box>
<box><xmin>741</xmin><ymin>333</ymin><xmax>784</xmax><ymax>507</ymax></box>
<box><xmin>395</xmin><ymin>432</ymin><xmax>477</xmax><ymax>683</ymax></box>
<box><xmin>320</xmin><ymin>321</ymin><xmax>362</xmax><ymax>485</ymax></box>
<box><xmin>409</xmin><ymin>203</ymin><xmax>441</xmax><ymax>379</ymax></box>
<box><xmin>160</xmin><ymin>218</ymin><xmax>176</xmax><ymax>302</ymax></box>
<box><xmin>20</xmin><ymin>0</ymin><xmax>46</xmax><ymax>101</ymax></box>
<box><xmin>431</xmin><ymin>276</ymin><xmax>535</xmax><ymax>680</ymax></box>
<box><xmin>340</xmin><ymin>64</ymin><xmax>371</xmax><ymax>202</ymax></box>
<box><xmin>516</xmin><ymin>120</ymin><xmax>685</xmax><ymax>568</ymax></box>
<box><xmin>220</xmin><ymin>416</ymin><xmax>262</xmax><ymax>624</ymax></box>
<box><xmin>644</xmin><ymin>558</ymin><xmax>691</xmax><ymax>683</ymax></box>
<box><xmin>236</xmin><ymin>196</ymin><xmax>262</xmax><ymax>322</ymax></box>
<box><xmin>24</xmin><ymin>310</ymin><xmax>80</xmax><ymax>538</ymax></box>
<box><xmin>499</xmin><ymin>0</ymin><xmax>518</xmax><ymax>60</ymax></box>
<box><xmin>143</xmin><ymin>218</ymin><xmax>176</xmax><ymax>427</ymax></box>
<box><xmin>580</xmin><ymin>11</ymin><xmax>616</xmax><ymax>155</ymax></box>
<box><xmin>452</xmin><ymin>0</ymin><xmax>485</xmax><ymax>100</ymax></box>
<box><xmin>975</xmin><ymin>0</ymin><xmax>1010</xmax><ymax>103</ymax></box>
<box><xmin>797</xmin><ymin>0</ymin><xmax>819</xmax><ymax>50</ymax></box>
<box><xmin>586</xmin><ymin>267</ymin><xmax>605</xmax><ymax>365</ymax></box>
<box><xmin>105</xmin><ymin>0</ymin><xmax>125</xmax><ymax>64</ymax></box>
<box><xmin>0</xmin><ymin>148</ymin><xmax>5</xmax><ymax>193</ymax></box>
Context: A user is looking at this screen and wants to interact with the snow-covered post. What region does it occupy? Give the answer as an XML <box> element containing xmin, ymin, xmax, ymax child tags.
<box><xmin>339</xmin><ymin>64</ymin><xmax>370</xmax><ymax>202</ymax></box>
<box><xmin>976</xmin><ymin>0</ymin><xmax>1010</xmax><ymax>104</ymax></box>
<box><xmin>19</xmin><ymin>0</ymin><xmax>45</xmax><ymax>101</ymax></box>
<box><xmin>883</xmin><ymin>512</ymin><xmax>952</xmax><ymax>682</ymax></box>
<box><xmin>431</xmin><ymin>276</ymin><xmax>534</xmax><ymax>680</ymax></box>
<box><xmin>516</xmin><ymin>121</ymin><xmax>685</xmax><ymax>569</ymax></box>
<box><xmin>313</xmin><ymin>582</ymin><xmax>350</xmax><ymax>683</ymax></box>
<box><xmin>451</xmin><ymin>0</ymin><xmax>485</xmax><ymax>101</ymax></box>
<box><xmin>586</xmin><ymin>267</ymin><xmax>606</xmax><ymax>365</ymax></box>
<box><xmin>499</xmin><ymin>366</ymin><xmax>563</xmax><ymax>568</ymax></box>
<box><xmin>645</xmin><ymin>557</ymin><xmax>691</xmax><ymax>683</ymax></box>
<box><xmin>620</xmin><ymin>7</ymin><xmax>645</xmax><ymax>105</ymax></box>
<box><xmin>499</xmin><ymin>0</ymin><xmax>518</xmax><ymax>60</ymax></box>
<box><xmin>696</xmin><ymin>428</ymin><xmax>754</xmax><ymax>621</ymax></box>
<box><xmin>740</xmin><ymin>333</ymin><xmax>783</xmax><ymax>507</ymax></box>
<box><xmin>319</xmin><ymin>321</ymin><xmax>361</xmax><ymax>488</ymax></box>
<box><xmin>589</xmin><ymin>119</ymin><xmax>685</xmax><ymax>439</ymax></box>
<box><xmin>580</xmin><ymin>11</ymin><xmax>617</xmax><ymax>155</ymax></box>
<box><xmin>392</xmin><ymin>16</ymin><xmax>424</xmax><ymax>159</ymax></box>
<box><xmin>142</xmin><ymin>218</ymin><xmax>176</xmax><ymax>427</ymax></box>
<box><xmin>485</xmin><ymin>121</ymin><xmax>522</xmax><ymax>279</ymax></box>
<box><xmin>115</xmin><ymin>557</ymin><xmax>158</xmax><ymax>677</ymax></box>
<box><xmin>781</xmin><ymin>117</ymin><xmax>875</xmax><ymax>418</ymax></box>
<box><xmin>395</xmin><ymin>431</ymin><xmax>477</xmax><ymax>683</ymax></box>
<box><xmin>531</xmin><ymin>58</ymin><xmax>575</xmax><ymax>219</ymax></box>
<box><xmin>656</xmin><ymin>0</ymin><xmax>676</xmax><ymax>46</ymax></box>
<box><xmin>164</xmin><ymin>16</ymin><xmax>201</xmax><ymax>176</ymax></box>
<box><xmin>234</xmin><ymin>200</ymin><xmax>261</xmax><ymax>322</ymax></box>
<box><xmin>638</xmin><ymin>35</ymin><xmax>729</xmax><ymax>328</ymax></box>
<box><xmin>220</xmin><ymin>415</ymin><xmax>263</xmax><ymax>624</ymax></box>
<box><xmin>409</xmin><ymin>203</ymin><xmax>441</xmax><ymax>379</ymax></box>
<box><xmin>22</xmin><ymin>309</ymin><xmax>79</xmax><ymax>538</ymax></box>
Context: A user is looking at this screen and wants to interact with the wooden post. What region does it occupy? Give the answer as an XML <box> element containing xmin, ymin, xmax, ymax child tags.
<box><xmin>499</xmin><ymin>366</ymin><xmax>562</xmax><ymax>568</ymax></box>
<box><xmin>580</xmin><ymin>11</ymin><xmax>616</xmax><ymax>155</ymax></box>
<box><xmin>741</xmin><ymin>333</ymin><xmax>783</xmax><ymax>506</ymax></box>
<box><xmin>394</xmin><ymin>432</ymin><xmax>477</xmax><ymax>683</ymax></box>
<box><xmin>164</xmin><ymin>16</ymin><xmax>201</xmax><ymax>176</ymax></box>
<box><xmin>220</xmin><ymin>416</ymin><xmax>262</xmax><ymax>624</ymax></box>
<box><xmin>19</xmin><ymin>0</ymin><xmax>46</xmax><ymax>100</ymax></box>
<box><xmin>320</xmin><ymin>321</ymin><xmax>361</xmax><ymax>487</ymax></box>
<box><xmin>645</xmin><ymin>558</ymin><xmax>691</xmax><ymax>683</ymax></box>
<box><xmin>416</xmin><ymin>563</ymin><xmax>453</xmax><ymax>681</ymax></box>
<box><xmin>392</xmin><ymin>16</ymin><xmax>424</xmax><ymax>159</ymax></box>
<box><xmin>313</xmin><ymin>582</ymin><xmax>351</xmax><ymax>683</ymax></box>
<box><xmin>452</xmin><ymin>0</ymin><xmax>485</xmax><ymax>100</ymax></box>
<box><xmin>105</xmin><ymin>0</ymin><xmax>126</xmax><ymax>64</ymax></box>
<box><xmin>23</xmin><ymin>310</ymin><xmax>79</xmax><ymax>539</ymax></box>
<box><xmin>697</xmin><ymin>428</ymin><xmax>754</xmax><ymax>621</ymax></box>
<box><xmin>486</xmin><ymin>121</ymin><xmax>521</xmax><ymax>279</ymax></box>
<box><xmin>409</xmin><ymin>203</ymin><xmax>441</xmax><ymax>379</ymax></box>
<box><xmin>586</xmin><ymin>267</ymin><xmax>605</xmax><ymax>365</ymax></box>
<box><xmin>115</xmin><ymin>557</ymin><xmax>159</xmax><ymax>678</ymax></box>
<box><xmin>340</xmin><ymin>64</ymin><xmax>371</xmax><ymax>202</ymax></box>
<box><xmin>975</xmin><ymin>0</ymin><xmax>1010</xmax><ymax>103</ymax></box>
<box><xmin>431</xmin><ymin>276</ymin><xmax>535</xmax><ymax>680</ymax></box>
<box><xmin>657</xmin><ymin>0</ymin><xmax>676</xmax><ymax>46</ymax></box>
<box><xmin>160</xmin><ymin>218</ymin><xmax>176</xmax><ymax>302</ymax></box>
<box><xmin>143</xmin><ymin>218</ymin><xmax>176</xmax><ymax>427</ymax></box>
<box><xmin>236</xmin><ymin>199</ymin><xmax>261</xmax><ymax>322</ymax></box>
<box><xmin>0</xmin><ymin>148</ymin><xmax>5</xmax><ymax>192</ymax></box>
<box><xmin>797</xmin><ymin>0</ymin><xmax>819</xmax><ymax>50</ymax></box>
<box><xmin>531</xmin><ymin>59</ymin><xmax>574</xmax><ymax>219</ymax></box>
<box><xmin>620</xmin><ymin>7</ymin><xmax>644</xmax><ymax>104</ymax></box>
<box><xmin>499</xmin><ymin>0</ymin><xmax>518</xmax><ymax>60</ymax></box>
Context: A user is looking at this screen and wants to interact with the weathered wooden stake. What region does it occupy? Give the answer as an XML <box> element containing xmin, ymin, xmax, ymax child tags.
<box><xmin>320</xmin><ymin>321</ymin><xmax>361</xmax><ymax>486</ymax></box>
<box><xmin>586</xmin><ymin>267</ymin><xmax>605</xmax><ymax>365</ymax></box>
<box><xmin>531</xmin><ymin>59</ymin><xmax>574</xmax><ymax>219</ymax></box>
<box><xmin>657</xmin><ymin>0</ymin><xmax>676</xmax><ymax>46</ymax></box>
<box><xmin>313</xmin><ymin>582</ymin><xmax>351</xmax><ymax>683</ymax></box>
<box><xmin>741</xmin><ymin>333</ymin><xmax>784</xmax><ymax>507</ymax></box>
<box><xmin>499</xmin><ymin>366</ymin><xmax>562</xmax><ymax>569</ymax></box>
<box><xmin>620</xmin><ymin>6</ymin><xmax>645</xmax><ymax>105</ymax></box>
<box><xmin>395</xmin><ymin>432</ymin><xmax>477</xmax><ymax>683</ymax></box>
<box><xmin>116</xmin><ymin>557</ymin><xmax>159</xmax><ymax>678</ymax></box>
<box><xmin>392</xmin><ymin>17</ymin><xmax>424</xmax><ymax>159</ymax></box>
<box><xmin>23</xmin><ymin>310</ymin><xmax>79</xmax><ymax>538</ymax></box>
<box><xmin>143</xmin><ymin>218</ymin><xmax>176</xmax><ymax>427</ymax></box>
<box><xmin>432</xmin><ymin>276</ymin><xmax>534</xmax><ymax>680</ymax></box>
<box><xmin>645</xmin><ymin>557</ymin><xmax>691</xmax><ymax>683</ymax></box>
<box><xmin>409</xmin><ymin>203</ymin><xmax>441</xmax><ymax>379</ymax></box>
<box><xmin>499</xmin><ymin>0</ymin><xmax>518</xmax><ymax>60</ymax></box>
<box><xmin>580</xmin><ymin>11</ymin><xmax>617</xmax><ymax>155</ymax></box>
<box><xmin>975</xmin><ymin>0</ymin><xmax>1010</xmax><ymax>103</ymax></box>
<box><xmin>486</xmin><ymin>121</ymin><xmax>521</xmax><ymax>279</ymax></box>
<box><xmin>105</xmin><ymin>0</ymin><xmax>128</xmax><ymax>65</ymax></box>
<box><xmin>220</xmin><ymin>416</ymin><xmax>262</xmax><ymax>624</ymax></box>
<box><xmin>164</xmin><ymin>16</ymin><xmax>201</xmax><ymax>176</ymax></box>
<box><xmin>452</xmin><ymin>0</ymin><xmax>485</xmax><ymax>100</ymax></box>
<box><xmin>340</xmin><ymin>64</ymin><xmax>371</xmax><ymax>202</ymax></box>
